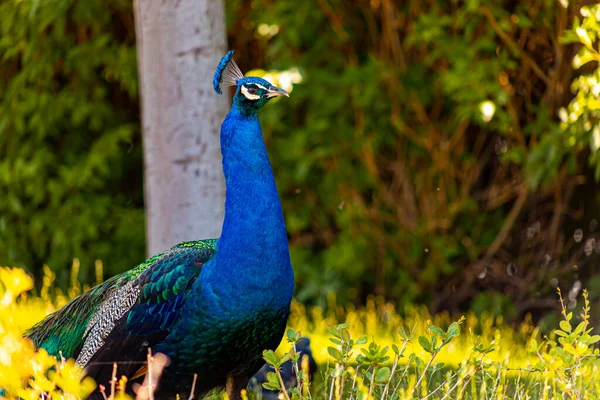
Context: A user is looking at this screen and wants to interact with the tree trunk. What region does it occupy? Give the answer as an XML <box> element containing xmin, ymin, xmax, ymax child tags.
<box><xmin>134</xmin><ymin>0</ymin><xmax>228</xmax><ymax>256</ymax></box>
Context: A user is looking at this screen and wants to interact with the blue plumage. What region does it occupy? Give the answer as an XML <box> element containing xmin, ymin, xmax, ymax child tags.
<box><xmin>25</xmin><ymin>52</ymin><xmax>294</xmax><ymax>400</ymax></box>
<box><xmin>213</xmin><ymin>50</ymin><xmax>243</xmax><ymax>94</ymax></box>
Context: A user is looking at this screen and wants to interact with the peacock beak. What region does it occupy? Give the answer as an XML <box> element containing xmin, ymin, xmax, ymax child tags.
<box><xmin>265</xmin><ymin>86</ymin><xmax>289</xmax><ymax>98</ymax></box>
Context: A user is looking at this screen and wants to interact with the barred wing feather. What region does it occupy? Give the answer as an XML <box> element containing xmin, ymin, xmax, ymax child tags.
<box><xmin>25</xmin><ymin>239</ymin><xmax>217</xmax><ymax>381</ymax></box>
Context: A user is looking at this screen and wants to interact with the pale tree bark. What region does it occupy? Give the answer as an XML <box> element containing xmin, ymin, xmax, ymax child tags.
<box><xmin>134</xmin><ymin>0</ymin><xmax>228</xmax><ymax>256</ymax></box>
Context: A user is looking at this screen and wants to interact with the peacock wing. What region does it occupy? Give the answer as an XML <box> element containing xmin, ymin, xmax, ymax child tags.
<box><xmin>27</xmin><ymin>239</ymin><xmax>217</xmax><ymax>384</ymax></box>
<box><xmin>79</xmin><ymin>240</ymin><xmax>217</xmax><ymax>382</ymax></box>
<box><xmin>25</xmin><ymin>275</ymin><xmax>120</xmax><ymax>360</ymax></box>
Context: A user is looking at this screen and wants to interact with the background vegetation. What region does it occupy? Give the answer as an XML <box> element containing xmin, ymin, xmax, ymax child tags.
<box><xmin>1</xmin><ymin>0</ymin><xmax>599</xmax><ymax>323</ymax></box>
<box><xmin>0</xmin><ymin>0</ymin><xmax>143</xmax><ymax>283</ymax></box>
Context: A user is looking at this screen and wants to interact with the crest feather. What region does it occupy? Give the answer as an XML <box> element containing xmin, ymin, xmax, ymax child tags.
<box><xmin>213</xmin><ymin>50</ymin><xmax>244</xmax><ymax>95</ymax></box>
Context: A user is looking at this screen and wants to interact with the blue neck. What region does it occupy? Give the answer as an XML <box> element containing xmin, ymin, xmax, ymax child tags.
<box><xmin>213</xmin><ymin>108</ymin><xmax>291</xmax><ymax>290</ymax></box>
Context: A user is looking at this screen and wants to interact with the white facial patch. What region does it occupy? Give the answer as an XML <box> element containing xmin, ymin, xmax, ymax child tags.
<box><xmin>241</xmin><ymin>85</ymin><xmax>261</xmax><ymax>100</ymax></box>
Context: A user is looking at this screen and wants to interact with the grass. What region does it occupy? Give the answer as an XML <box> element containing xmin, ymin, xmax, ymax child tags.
<box><xmin>0</xmin><ymin>264</ymin><xmax>599</xmax><ymax>399</ymax></box>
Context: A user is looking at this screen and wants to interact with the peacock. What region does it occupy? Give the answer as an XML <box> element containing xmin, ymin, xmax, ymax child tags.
<box><xmin>25</xmin><ymin>50</ymin><xmax>294</xmax><ymax>400</ymax></box>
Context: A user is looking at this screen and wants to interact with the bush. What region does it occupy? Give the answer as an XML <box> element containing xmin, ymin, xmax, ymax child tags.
<box><xmin>262</xmin><ymin>290</ymin><xmax>600</xmax><ymax>399</ymax></box>
<box><xmin>0</xmin><ymin>0</ymin><xmax>144</xmax><ymax>283</ymax></box>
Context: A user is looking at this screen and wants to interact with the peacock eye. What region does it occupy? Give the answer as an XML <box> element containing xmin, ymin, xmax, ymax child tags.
<box><xmin>246</xmin><ymin>87</ymin><xmax>258</xmax><ymax>95</ymax></box>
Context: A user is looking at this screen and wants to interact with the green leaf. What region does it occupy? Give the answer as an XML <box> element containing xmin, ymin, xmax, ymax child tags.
<box><xmin>266</xmin><ymin>372</ymin><xmax>280</xmax><ymax>385</ymax></box>
<box><xmin>559</xmin><ymin>320</ymin><xmax>572</xmax><ymax>333</ymax></box>
<box><xmin>263</xmin><ymin>350</ymin><xmax>279</xmax><ymax>366</ymax></box>
<box><xmin>428</xmin><ymin>325</ymin><xmax>444</xmax><ymax>337</ymax></box>
<box><xmin>375</xmin><ymin>366</ymin><xmax>391</xmax><ymax>383</ymax></box>
<box><xmin>279</xmin><ymin>353</ymin><xmax>291</xmax><ymax>364</ymax></box>
<box><xmin>573</xmin><ymin>321</ymin><xmax>586</xmax><ymax>336</ymax></box>
<box><xmin>446</xmin><ymin>322</ymin><xmax>460</xmax><ymax>339</ymax></box>
<box><xmin>327</xmin><ymin>325</ymin><xmax>341</xmax><ymax>338</ymax></box>
<box><xmin>341</xmin><ymin>328</ymin><xmax>351</xmax><ymax>343</ymax></box>
<box><xmin>588</xmin><ymin>335</ymin><xmax>600</xmax><ymax>345</ymax></box>
<box><xmin>398</xmin><ymin>327</ymin><xmax>408</xmax><ymax>340</ymax></box>
<box><xmin>555</xmin><ymin>329</ymin><xmax>569</xmax><ymax>337</ymax></box>
<box><xmin>327</xmin><ymin>346</ymin><xmax>342</xmax><ymax>360</ymax></box>
<box><xmin>356</xmin><ymin>335</ymin><xmax>367</xmax><ymax>345</ymax></box>
<box><xmin>262</xmin><ymin>382</ymin><xmax>280</xmax><ymax>391</ymax></box>
<box><xmin>527</xmin><ymin>339</ymin><xmax>538</xmax><ymax>353</ymax></box>
<box><xmin>418</xmin><ymin>336</ymin><xmax>433</xmax><ymax>353</ymax></box>
<box><xmin>286</xmin><ymin>328</ymin><xmax>298</xmax><ymax>343</ymax></box>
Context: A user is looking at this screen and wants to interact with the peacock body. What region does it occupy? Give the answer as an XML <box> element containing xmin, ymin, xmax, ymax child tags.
<box><xmin>25</xmin><ymin>51</ymin><xmax>294</xmax><ymax>400</ymax></box>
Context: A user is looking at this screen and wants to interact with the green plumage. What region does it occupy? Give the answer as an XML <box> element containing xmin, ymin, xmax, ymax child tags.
<box><xmin>26</xmin><ymin>239</ymin><xmax>217</xmax><ymax>362</ymax></box>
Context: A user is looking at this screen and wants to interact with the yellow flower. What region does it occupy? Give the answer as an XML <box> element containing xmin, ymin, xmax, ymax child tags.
<box><xmin>0</xmin><ymin>267</ymin><xmax>34</xmax><ymax>306</ymax></box>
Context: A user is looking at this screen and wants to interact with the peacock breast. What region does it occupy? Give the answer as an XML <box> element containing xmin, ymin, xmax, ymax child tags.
<box><xmin>159</xmin><ymin>295</ymin><xmax>290</xmax><ymax>387</ymax></box>
<box><xmin>158</xmin><ymin>259</ymin><xmax>292</xmax><ymax>374</ymax></box>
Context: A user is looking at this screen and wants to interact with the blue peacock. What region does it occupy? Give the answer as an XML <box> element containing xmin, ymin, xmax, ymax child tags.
<box><xmin>25</xmin><ymin>51</ymin><xmax>294</xmax><ymax>400</ymax></box>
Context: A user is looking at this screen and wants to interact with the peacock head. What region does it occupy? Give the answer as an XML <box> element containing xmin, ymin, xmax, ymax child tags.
<box><xmin>213</xmin><ymin>50</ymin><xmax>288</xmax><ymax>114</ymax></box>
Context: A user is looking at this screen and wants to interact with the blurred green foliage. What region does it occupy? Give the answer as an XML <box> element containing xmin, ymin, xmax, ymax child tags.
<box><xmin>0</xmin><ymin>0</ymin><xmax>143</xmax><ymax>282</ymax></box>
<box><xmin>1</xmin><ymin>0</ymin><xmax>599</xmax><ymax>317</ymax></box>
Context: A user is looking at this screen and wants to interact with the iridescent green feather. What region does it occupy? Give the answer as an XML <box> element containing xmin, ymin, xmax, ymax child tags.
<box><xmin>25</xmin><ymin>276</ymin><xmax>119</xmax><ymax>359</ymax></box>
<box><xmin>25</xmin><ymin>239</ymin><xmax>218</xmax><ymax>361</ymax></box>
